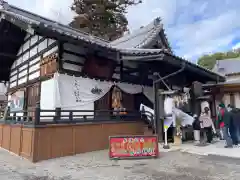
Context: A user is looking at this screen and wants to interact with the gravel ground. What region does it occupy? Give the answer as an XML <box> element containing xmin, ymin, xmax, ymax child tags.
<box><xmin>0</xmin><ymin>148</ymin><xmax>240</xmax><ymax>180</ymax></box>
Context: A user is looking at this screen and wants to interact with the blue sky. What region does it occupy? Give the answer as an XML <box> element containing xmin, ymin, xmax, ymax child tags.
<box><xmin>6</xmin><ymin>0</ymin><xmax>240</xmax><ymax>62</ymax></box>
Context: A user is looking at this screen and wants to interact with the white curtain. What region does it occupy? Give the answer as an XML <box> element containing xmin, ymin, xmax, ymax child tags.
<box><xmin>55</xmin><ymin>73</ymin><xmax>113</xmax><ymax>108</ymax></box>
<box><xmin>143</xmin><ymin>86</ymin><xmax>154</xmax><ymax>103</ymax></box>
<box><xmin>116</xmin><ymin>82</ymin><xmax>142</xmax><ymax>94</ymax></box>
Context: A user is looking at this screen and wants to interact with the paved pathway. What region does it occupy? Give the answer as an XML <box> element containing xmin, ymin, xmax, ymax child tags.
<box><xmin>159</xmin><ymin>140</ymin><xmax>240</xmax><ymax>158</ymax></box>
<box><xmin>1</xmin><ymin>148</ymin><xmax>240</xmax><ymax>179</ymax></box>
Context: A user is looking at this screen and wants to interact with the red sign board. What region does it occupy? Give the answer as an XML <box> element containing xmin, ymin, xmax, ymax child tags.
<box><xmin>109</xmin><ymin>135</ymin><xmax>159</xmax><ymax>159</ymax></box>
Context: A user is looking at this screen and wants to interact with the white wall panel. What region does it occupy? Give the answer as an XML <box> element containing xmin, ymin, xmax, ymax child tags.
<box><xmin>63</xmin><ymin>43</ymin><xmax>87</xmax><ymax>55</ymax></box>
<box><xmin>18</xmin><ymin>77</ymin><xmax>27</xmax><ymax>85</ymax></box>
<box><xmin>62</xmin><ymin>63</ymin><xmax>82</xmax><ymax>72</ymax></box>
<box><xmin>29</xmin><ymin>63</ymin><xmax>40</xmax><ymax>73</ymax></box>
<box><xmin>22</xmin><ymin>51</ymin><xmax>29</xmax><ymax>62</ymax></box>
<box><xmin>11</xmin><ymin>69</ymin><xmax>17</xmax><ymax>76</ymax></box>
<box><xmin>63</xmin><ymin>53</ymin><xmax>85</xmax><ymax>63</ymax></box>
<box><xmin>10</xmin><ymin>82</ymin><xmax>17</xmax><ymax>88</ymax></box>
<box><xmin>40</xmin><ymin>78</ymin><xmax>55</xmax><ymax>120</ymax></box>
<box><xmin>48</xmin><ymin>39</ymin><xmax>56</xmax><ymax>46</ymax></box>
<box><xmin>9</xmin><ymin>37</ymin><xmax>56</xmax><ymax>89</ymax></box>
<box><xmin>19</xmin><ymin>70</ymin><xmax>28</xmax><ymax>78</ymax></box>
<box><xmin>24</xmin><ymin>33</ymin><xmax>31</xmax><ymax>41</ymax></box>
<box><xmin>43</xmin><ymin>46</ymin><xmax>58</xmax><ymax>58</ymax></box>
<box><xmin>30</xmin><ymin>35</ymin><xmax>38</xmax><ymax>46</ymax></box>
<box><xmin>19</xmin><ymin>64</ymin><xmax>28</xmax><ymax>72</ymax></box>
<box><xmin>235</xmin><ymin>93</ymin><xmax>240</xmax><ymax>108</ymax></box>
<box><xmin>223</xmin><ymin>94</ymin><xmax>230</xmax><ymax>106</ymax></box>
<box><xmin>29</xmin><ymin>71</ymin><xmax>40</xmax><ymax>80</ymax></box>
<box><xmin>30</xmin><ymin>56</ymin><xmax>40</xmax><ymax>66</ymax></box>
<box><xmin>10</xmin><ymin>75</ymin><xmax>17</xmax><ymax>82</ymax></box>
<box><xmin>38</xmin><ymin>39</ymin><xmax>48</xmax><ymax>52</ymax></box>
<box><xmin>22</xmin><ymin>40</ymin><xmax>30</xmax><ymax>52</ymax></box>
<box><xmin>29</xmin><ymin>46</ymin><xmax>38</xmax><ymax>57</ymax></box>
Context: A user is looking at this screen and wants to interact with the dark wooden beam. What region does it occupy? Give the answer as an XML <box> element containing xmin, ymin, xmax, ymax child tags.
<box><xmin>0</xmin><ymin>36</ymin><xmax>23</xmax><ymax>44</ymax></box>
<box><xmin>120</xmin><ymin>60</ymin><xmax>123</xmax><ymax>80</ymax></box>
<box><xmin>0</xmin><ymin>52</ymin><xmax>16</xmax><ymax>59</ymax></box>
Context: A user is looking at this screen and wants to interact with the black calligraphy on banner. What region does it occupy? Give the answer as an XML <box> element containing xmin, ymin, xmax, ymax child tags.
<box><xmin>73</xmin><ymin>80</ymin><xmax>82</xmax><ymax>102</ymax></box>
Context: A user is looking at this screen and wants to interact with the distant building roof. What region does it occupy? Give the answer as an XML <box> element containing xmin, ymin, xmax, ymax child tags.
<box><xmin>212</xmin><ymin>58</ymin><xmax>240</xmax><ymax>75</ymax></box>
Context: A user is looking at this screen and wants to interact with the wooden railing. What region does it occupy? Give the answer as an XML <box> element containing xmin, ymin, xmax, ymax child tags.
<box><xmin>0</xmin><ymin>103</ymin><xmax>154</xmax><ymax>126</ymax></box>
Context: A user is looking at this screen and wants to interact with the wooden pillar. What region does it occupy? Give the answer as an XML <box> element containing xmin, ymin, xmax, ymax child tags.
<box><xmin>153</xmin><ymin>74</ymin><xmax>164</xmax><ymax>142</ymax></box>
<box><xmin>57</xmin><ymin>41</ymin><xmax>64</xmax><ymax>73</ymax></box>
<box><xmin>34</xmin><ymin>102</ymin><xmax>40</xmax><ymax>125</ymax></box>
<box><xmin>157</xmin><ymin>90</ymin><xmax>164</xmax><ymax>142</ymax></box>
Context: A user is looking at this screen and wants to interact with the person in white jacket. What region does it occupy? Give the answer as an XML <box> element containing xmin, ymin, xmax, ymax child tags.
<box><xmin>199</xmin><ymin>107</ymin><xmax>214</xmax><ymax>143</ymax></box>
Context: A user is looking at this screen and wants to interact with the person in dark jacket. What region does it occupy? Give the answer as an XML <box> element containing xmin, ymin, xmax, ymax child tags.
<box><xmin>230</xmin><ymin>107</ymin><xmax>240</xmax><ymax>145</ymax></box>
<box><xmin>217</xmin><ymin>103</ymin><xmax>233</xmax><ymax>148</ymax></box>
<box><xmin>229</xmin><ymin>105</ymin><xmax>238</xmax><ymax>145</ymax></box>
<box><xmin>192</xmin><ymin>114</ymin><xmax>201</xmax><ymax>144</ymax></box>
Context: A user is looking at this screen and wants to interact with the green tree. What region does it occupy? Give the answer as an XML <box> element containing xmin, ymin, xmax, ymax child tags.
<box><xmin>70</xmin><ymin>0</ymin><xmax>142</xmax><ymax>41</ymax></box>
<box><xmin>197</xmin><ymin>50</ymin><xmax>240</xmax><ymax>70</ymax></box>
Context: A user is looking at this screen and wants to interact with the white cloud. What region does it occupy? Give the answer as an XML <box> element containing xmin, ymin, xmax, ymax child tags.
<box><xmin>233</xmin><ymin>42</ymin><xmax>240</xmax><ymax>50</ymax></box>
<box><xmin>7</xmin><ymin>0</ymin><xmax>74</xmax><ymax>24</ymax></box>
<box><xmin>127</xmin><ymin>0</ymin><xmax>240</xmax><ymax>61</ymax></box>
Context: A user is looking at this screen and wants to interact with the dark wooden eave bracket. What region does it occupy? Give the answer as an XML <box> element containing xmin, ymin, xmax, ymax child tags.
<box><xmin>1</xmin><ymin>12</ymin><xmax>35</xmax><ymax>35</ymax></box>
<box><xmin>0</xmin><ymin>52</ymin><xmax>16</xmax><ymax>59</ymax></box>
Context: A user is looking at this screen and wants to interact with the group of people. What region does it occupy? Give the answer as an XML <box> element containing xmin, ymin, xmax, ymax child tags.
<box><xmin>217</xmin><ymin>103</ymin><xmax>240</xmax><ymax>148</ymax></box>
<box><xmin>192</xmin><ymin>103</ymin><xmax>240</xmax><ymax>148</ymax></box>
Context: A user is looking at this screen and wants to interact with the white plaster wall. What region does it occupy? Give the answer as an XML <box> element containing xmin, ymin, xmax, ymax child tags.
<box><xmin>0</xmin><ymin>83</ymin><xmax>7</xmax><ymax>95</ymax></box>
<box><xmin>226</xmin><ymin>75</ymin><xmax>240</xmax><ymax>82</ymax></box>
<box><xmin>40</xmin><ymin>79</ymin><xmax>56</xmax><ymax>119</ymax></box>
<box><xmin>234</xmin><ymin>93</ymin><xmax>240</xmax><ymax>108</ymax></box>
<box><xmin>9</xmin><ymin>35</ymin><xmax>57</xmax><ymax>89</ymax></box>
<box><xmin>223</xmin><ymin>94</ymin><xmax>230</xmax><ymax>106</ymax></box>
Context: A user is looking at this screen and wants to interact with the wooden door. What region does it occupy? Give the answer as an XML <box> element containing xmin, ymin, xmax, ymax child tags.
<box><xmin>94</xmin><ymin>91</ymin><xmax>111</xmax><ymax>117</ymax></box>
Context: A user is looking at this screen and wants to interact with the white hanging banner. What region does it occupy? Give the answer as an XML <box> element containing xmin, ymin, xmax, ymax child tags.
<box><xmin>164</xmin><ymin>97</ymin><xmax>174</xmax><ymax>115</ymax></box>
<box><xmin>173</xmin><ymin>108</ymin><xmax>194</xmax><ymax>127</ymax></box>
<box><xmin>116</xmin><ymin>82</ymin><xmax>142</xmax><ymax>94</ymax></box>
<box><xmin>143</xmin><ymin>86</ymin><xmax>154</xmax><ymax>103</ymax></box>
<box><xmin>56</xmin><ymin>73</ymin><xmax>113</xmax><ymax>108</ymax></box>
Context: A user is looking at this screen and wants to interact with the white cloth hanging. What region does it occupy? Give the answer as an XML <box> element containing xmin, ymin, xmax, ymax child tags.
<box><xmin>55</xmin><ymin>73</ymin><xmax>113</xmax><ymax>108</ymax></box>
<box><xmin>116</xmin><ymin>82</ymin><xmax>142</xmax><ymax>94</ymax></box>
<box><xmin>164</xmin><ymin>97</ymin><xmax>174</xmax><ymax>115</ymax></box>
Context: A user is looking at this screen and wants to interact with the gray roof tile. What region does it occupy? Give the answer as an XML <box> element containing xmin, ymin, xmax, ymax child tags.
<box><xmin>110</xmin><ymin>18</ymin><xmax>163</xmax><ymax>48</ymax></box>
<box><xmin>212</xmin><ymin>58</ymin><xmax>240</xmax><ymax>75</ymax></box>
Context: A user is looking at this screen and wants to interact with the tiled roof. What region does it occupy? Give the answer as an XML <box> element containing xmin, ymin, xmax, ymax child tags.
<box><xmin>110</xmin><ymin>17</ymin><xmax>163</xmax><ymax>48</ymax></box>
<box><xmin>212</xmin><ymin>58</ymin><xmax>240</xmax><ymax>75</ymax></box>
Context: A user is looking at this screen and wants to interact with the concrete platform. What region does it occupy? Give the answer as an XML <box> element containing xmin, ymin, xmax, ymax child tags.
<box><xmin>159</xmin><ymin>140</ymin><xmax>240</xmax><ymax>159</ymax></box>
